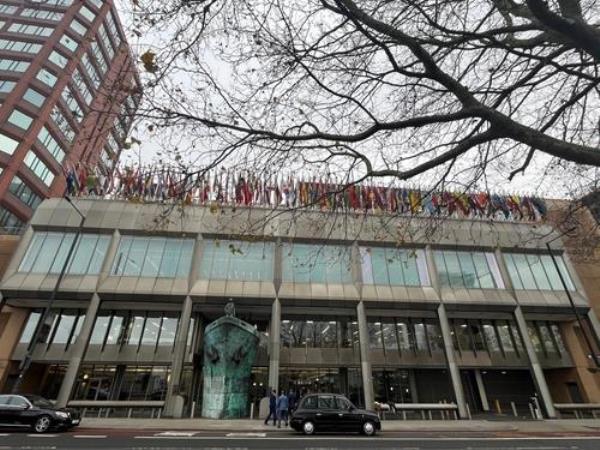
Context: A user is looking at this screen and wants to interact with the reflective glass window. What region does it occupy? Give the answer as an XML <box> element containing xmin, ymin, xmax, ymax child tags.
<box><xmin>504</xmin><ymin>253</ymin><xmax>575</xmax><ymax>291</ymax></box>
<box><xmin>0</xmin><ymin>207</ymin><xmax>25</xmax><ymax>234</ymax></box>
<box><xmin>0</xmin><ymin>80</ymin><xmax>15</xmax><ymax>93</ymax></box>
<box><xmin>89</xmin><ymin>315</ymin><xmax>110</xmax><ymax>344</ymax></box>
<box><xmin>37</xmin><ymin>126</ymin><xmax>65</xmax><ymax>161</ymax></box>
<box><xmin>9</xmin><ymin>175</ymin><xmax>42</xmax><ymax>209</ymax></box>
<box><xmin>79</xmin><ymin>6</ymin><xmax>96</xmax><ymax>22</ymax></box>
<box><xmin>0</xmin><ymin>132</ymin><xmax>19</xmax><ymax>155</ymax></box>
<box><xmin>199</xmin><ymin>239</ymin><xmax>273</xmax><ymax>281</ymax></box>
<box><xmin>434</xmin><ymin>250</ymin><xmax>500</xmax><ymax>289</ymax></box>
<box><xmin>59</xmin><ymin>34</ymin><xmax>78</xmax><ymax>52</ymax></box>
<box><xmin>50</xmin><ymin>105</ymin><xmax>75</xmax><ymax>143</ymax></box>
<box><xmin>52</xmin><ymin>313</ymin><xmax>76</xmax><ymax>344</ymax></box>
<box><xmin>360</xmin><ymin>247</ymin><xmax>428</xmax><ymax>286</ymax></box>
<box><xmin>141</xmin><ymin>316</ymin><xmax>161</xmax><ymax>346</ymax></box>
<box><xmin>18</xmin><ymin>232</ymin><xmax>110</xmax><ymax>275</ymax></box>
<box><xmin>20</xmin><ymin>8</ymin><xmax>63</xmax><ymax>21</ymax></box>
<box><xmin>105</xmin><ymin>315</ymin><xmax>124</xmax><ymax>345</ymax></box>
<box><xmin>36</xmin><ymin>68</ymin><xmax>58</xmax><ymax>87</ymax></box>
<box><xmin>0</xmin><ymin>5</ymin><xmax>18</xmax><ymax>14</ymax></box>
<box><xmin>0</xmin><ymin>39</ymin><xmax>41</xmax><ymax>54</ymax></box>
<box><xmin>158</xmin><ymin>317</ymin><xmax>178</xmax><ymax>346</ymax></box>
<box><xmin>127</xmin><ymin>315</ymin><xmax>145</xmax><ymax>346</ymax></box>
<box><xmin>49</xmin><ymin>50</ymin><xmax>68</xmax><ymax>68</ymax></box>
<box><xmin>8</xmin><ymin>23</ymin><xmax>54</xmax><ymax>36</ymax></box>
<box><xmin>69</xmin><ymin>19</ymin><xmax>86</xmax><ymax>36</ymax></box>
<box><xmin>8</xmin><ymin>109</ymin><xmax>33</xmax><ymax>130</ymax></box>
<box><xmin>0</xmin><ymin>58</ymin><xmax>29</xmax><ymax>72</ymax></box>
<box><xmin>23</xmin><ymin>88</ymin><xmax>46</xmax><ymax>108</ymax></box>
<box><xmin>282</xmin><ymin>243</ymin><xmax>352</xmax><ymax>283</ymax></box>
<box><xmin>19</xmin><ymin>311</ymin><xmax>41</xmax><ymax>343</ymax></box>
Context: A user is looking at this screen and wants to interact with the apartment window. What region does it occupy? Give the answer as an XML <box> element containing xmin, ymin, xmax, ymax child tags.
<box><xmin>0</xmin><ymin>80</ymin><xmax>16</xmax><ymax>93</ymax></box>
<box><xmin>72</xmin><ymin>69</ymin><xmax>93</xmax><ymax>104</ymax></box>
<box><xmin>79</xmin><ymin>5</ymin><xmax>96</xmax><ymax>23</ymax></box>
<box><xmin>199</xmin><ymin>239</ymin><xmax>273</xmax><ymax>281</ymax></box>
<box><xmin>0</xmin><ymin>132</ymin><xmax>19</xmax><ymax>155</ymax></box>
<box><xmin>0</xmin><ymin>207</ymin><xmax>25</xmax><ymax>234</ymax></box>
<box><xmin>19</xmin><ymin>231</ymin><xmax>110</xmax><ymax>275</ymax></box>
<box><xmin>111</xmin><ymin>236</ymin><xmax>194</xmax><ymax>277</ymax></box>
<box><xmin>61</xmin><ymin>86</ymin><xmax>84</xmax><ymax>122</ymax></box>
<box><xmin>0</xmin><ymin>58</ymin><xmax>30</xmax><ymax>72</ymax></box>
<box><xmin>106</xmin><ymin>12</ymin><xmax>121</xmax><ymax>46</ymax></box>
<box><xmin>37</xmin><ymin>126</ymin><xmax>65</xmax><ymax>161</ymax></box>
<box><xmin>91</xmin><ymin>42</ymin><xmax>108</xmax><ymax>74</ymax></box>
<box><xmin>50</xmin><ymin>105</ymin><xmax>75</xmax><ymax>142</ymax></box>
<box><xmin>504</xmin><ymin>253</ymin><xmax>576</xmax><ymax>291</ymax></box>
<box><xmin>0</xmin><ymin>5</ymin><xmax>18</xmax><ymax>14</ymax></box>
<box><xmin>36</xmin><ymin>68</ymin><xmax>58</xmax><ymax>87</ymax></box>
<box><xmin>24</xmin><ymin>151</ymin><xmax>55</xmax><ymax>186</ymax></box>
<box><xmin>282</xmin><ymin>317</ymin><xmax>359</xmax><ymax>349</ymax></box>
<box><xmin>81</xmin><ymin>54</ymin><xmax>101</xmax><ymax>89</ymax></box>
<box><xmin>20</xmin><ymin>8</ymin><xmax>63</xmax><ymax>21</ymax></box>
<box><xmin>0</xmin><ymin>39</ymin><xmax>42</xmax><ymax>54</ymax></box>
<box><xmin>8</xmin><ymin>23</ymin><xmax>54</xmax><ymax>37</ymax></box>
<box><xmin>48</xmin><ymin>50</ymin><xmax>68</xmax><ymax>68</ymax></box>
<box><xmin>8</xmin><ymin>109</ymin><xmax>33</xmax><ymax>130</ymax></box>
<box><xmin>19</xmin><ymin>312</ymin><xmax>41</xmax><ymax>344</ymax></box>
<box><xmin>23</xmin><ymin>88</ymin><xmax>46</xmax><ymax>108</ymax></box>
<box><xmin>69</xmin><ymin>19</ymin><xmax>87</xmax><ymax>36</ymax></box>
<box><xmin>89</xmin><ymin>0</ymin><xmax>103</xmax><ymax>9</ymax></box>
<box><xmin>283</xmin><ymin>243</ymin><xmax>352</xmax><ymax>283</ymax></box>
<box><xmin>98</xmin><ymin>24</ymin><xmax>114</xmax><ymax>60</ymax></box>
<box><xmin>434</xmin><ymin>250</ymin><xmax>503</xmax><ymax>289</ymax></box>
<box><xmin>59</xmin><ymin>34</ymin><xmax>78</xmax><ymax>52</ymax></box>
<box><xmin>29</xmin><ymin>0</ymin><xmax>73</xmax><ymax>6</ymax></box>
<box><xmin>9</xmin><ymin>175</ymin><xmax>42</xmax><ymax>209</ymax></box>
<box><xmin>360</xmin><ymin>247</ymin><xmax>429</xmax><ymax>286</ymax></box>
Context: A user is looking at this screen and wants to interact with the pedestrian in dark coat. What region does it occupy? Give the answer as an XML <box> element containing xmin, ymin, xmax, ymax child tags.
<box><xmin>264</xmin><ymin>389</ymin><xmax>277</xmax><ymax>426</ymax></box>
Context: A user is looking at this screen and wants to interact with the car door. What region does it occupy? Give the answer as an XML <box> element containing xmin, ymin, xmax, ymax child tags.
<box><xmin>0</xmin><ymin>395</ymin><xmax>11</xmax><ymax>425</ymax></box>
<box><xmin>335</xmin><ymin>396</ymin><xmax>361</xmax><ymax>431</ymax></box>
<box><xmin>316</xmin><ymin>395</ymin><xmax>339</xmax><ymax>430</ymax></box>
<box><xmin>7</xmin><ymin>396</ymin><xmax>33</xmax><ymax>426</ymax></box>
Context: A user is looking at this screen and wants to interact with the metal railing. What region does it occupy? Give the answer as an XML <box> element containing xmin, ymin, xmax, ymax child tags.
<box><xmin>67</xmin><ymin>400</ymin><xmax>165</xmax><ymax>419</ymax></box>
<box><xmin>554</xmin><ymin>403</ymin><xmax>600</xmax><ymax>419</ymax></box>
<box><xmin>376</xmin><ymin>402</ymin><xmax>459</xmax><ymax>420</ymax></box>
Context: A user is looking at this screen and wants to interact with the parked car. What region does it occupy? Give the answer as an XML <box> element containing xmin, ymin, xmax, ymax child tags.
<box><xmin>0</xmin><ymin>394</ymin><xmax>81</xmax><ymax>433</ymax></box>
<box><xmin>290</xmin><ymin>393</ymin><xmax>381</xmax><ymax>436</ymax></box>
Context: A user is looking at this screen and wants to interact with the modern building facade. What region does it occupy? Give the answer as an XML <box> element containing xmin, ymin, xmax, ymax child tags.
<box><xmin>0</xmin><ymin>197</ymin><xmax>599</xmax><ymax>420</ymax></box>
<box><xmin>0</xmin><ymin>0</ymin><xmax>140</xmax><ymax>233</ymax></box>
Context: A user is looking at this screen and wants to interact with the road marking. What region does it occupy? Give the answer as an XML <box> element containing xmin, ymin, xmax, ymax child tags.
<box><xmin>133</xmin><ymin>436</ymin><xmax>600</xmax><ymax>441</ymax></box>
<box><xmin>155</xmin><ymin>431</ymin><xmax>199</xmax><ymax>437</ymax></box>
<box><xmin>73</xmin><ymin>435</ymin><xmax>107</xmax><ymax>439</ymax></box>
<box><xmin>26</xmin><ymin>434</ymin><xmax>58</xmax><ymax>437</ymax></box>
<box><xmin>226</xmin><ymin>432</ymin><xmax>267</xmax><ymax>437</ymax></box>
<box><xmin>0</xmin><ymin>434</ymin><xmax>9</xmax><ymax>437</ymax></box>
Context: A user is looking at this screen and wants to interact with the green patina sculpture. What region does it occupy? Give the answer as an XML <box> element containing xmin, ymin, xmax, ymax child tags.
<box><xmin>201</xmin><ymin>302</ymin><xmax>259</xmax><ymax>419</ymax></box>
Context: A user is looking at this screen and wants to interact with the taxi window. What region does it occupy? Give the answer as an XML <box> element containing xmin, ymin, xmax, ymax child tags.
<box><xmin>301</xmin><ymin>395</ymin><xmax>318</xmax><ymax>409</ymax></box>
<box><xmin>318</xmin><ymin>395</ymin><xmax>336</xmax><ymax>409</ymax></box>
<box><xmin>336</xmin><ymin>396</ymin><xmax>351</xmax><ymax>409</ymax></box>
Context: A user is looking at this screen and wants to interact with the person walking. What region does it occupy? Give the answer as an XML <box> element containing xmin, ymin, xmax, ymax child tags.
<box><xmin>277</xmin><ymin>390</ymin><xmax>289</xmax><ymax>428</ymax></box>
<box><xmin>287</xmin><ymin>389</ymin><xmax>297</xmax><ymax>417</ymax></box>
<box><xmin>264</xmin><ymin>389</ymin><xmax>277</xmax><ymax>426</ymax></box>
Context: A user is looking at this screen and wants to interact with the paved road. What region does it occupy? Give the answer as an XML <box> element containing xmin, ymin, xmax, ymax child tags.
<box><xmin>0</xmin><ymin>429</ymin><xmax>599</xmax><ymax>450</ymax></box>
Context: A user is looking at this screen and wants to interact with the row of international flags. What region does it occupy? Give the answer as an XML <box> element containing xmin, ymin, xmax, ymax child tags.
<box><xmin>64</xmin><ymin>164</ymin><xmax>548</xmax><ymax>222</ymax></box>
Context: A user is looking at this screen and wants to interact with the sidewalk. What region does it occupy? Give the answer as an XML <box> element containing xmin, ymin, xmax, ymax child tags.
<box><xmin>79</xmin><ymin>418</ymin><xmax>600</xmax><ymax>433</ymax></box>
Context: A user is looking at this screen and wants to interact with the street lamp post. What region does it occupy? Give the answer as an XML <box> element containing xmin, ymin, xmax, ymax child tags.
<box><xmin>10</xmin><ymin>196</ymin><xmax>86</xmax><ymax>394</ymax></box>
<box><xmin>545</xmin><ymin>230</ymin><xmax>600</xmax><ymax>369</ymax></box>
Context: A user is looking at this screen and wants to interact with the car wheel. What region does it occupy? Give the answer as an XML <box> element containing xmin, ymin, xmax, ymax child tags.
<box><xmin>33</xmin><ymin>415</ymin><xmax>52</xmax><ymax>434</ymax></box>
<box><xmin>362</xmin><ymin>420</ymin><xmax>376</xmax><ymax>436</ymax></box>
<box><xmin>302</xmin><ymin>420</ymin><xmax>316</xmax><ymax>435</ymax></box>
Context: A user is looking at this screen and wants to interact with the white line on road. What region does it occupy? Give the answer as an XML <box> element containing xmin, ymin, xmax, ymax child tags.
<box><xmin>0</xmin><ymin>434</ymin><xmax>9</xmax><ymax>437</ymax></box>
<box><xmin>73</xmin><ymin>435</ymin><xmax>107</xmax><ymax>438</ymax></box>
<box><xmin>155</xmin><ymin>431</ymin><xmax>199</xmax><ymax>437</ymax></box>
<box><xmin>26</xmin><ymin>434</ymin><xmax>58</xmax><ymax>437</ymax></box>
<box><xmin>226</xmin><ymin>433</ymin><xmax>267</xmax><ymax>437</ymax></box>
<box><xmin>132</xmin><ymin>436</ymin><xmax>600</xmax><ymax>441</ymax></box>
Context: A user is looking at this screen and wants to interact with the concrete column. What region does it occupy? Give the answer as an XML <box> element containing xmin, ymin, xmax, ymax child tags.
<box><xmin>513</xmin><ymin>305</ymin><xmax>556</xmax><ymax>418</ymax></box>
<box><xmin>56</xmin><ymin>293</ymin><xmax>101</xmax><ymax>408</ymax></box>
<box><xmin>163</xmin><ymin>295</ymin><xmax>193</xmax><ymax>418</ymax></box>
<box><xmin>474</xmin><ymin>369</ymin><xmax>490</xmax><ymax>411</ymax></box>
<box><xmin>268</xmin><ymin>297</ymin><xmax>281</xmax><ymax>392</ymax></box>
<box><xmin>408</xmin><ymin>369</ymin><xmax>419</xmax><ymax>403</ymax></box>
<box><xmin>437</xmin><ymin>303</ymin><xmax>468</xmax><ymax>419</ymax></box>
<box><xmin>356</xmin><ymin>300</ymin><xmax>374</xmax><ymax>409</ymax></box>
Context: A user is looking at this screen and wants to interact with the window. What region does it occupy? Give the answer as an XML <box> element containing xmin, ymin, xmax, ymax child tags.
<box><xmin>90</xmin><ymin>315</ymin><xmax>110</xmax><ymax>344</ymax></box>
<box><xmin>434</xmin><ymin>250</ymin><xmax>502</xmax><ymax>289</ymax></box>
<box><xmin>199</xmin><ymin>239</ymin><xmax>273</xmax><ymax>281</ymax></box>
<box><xmin>111</xmin><ymin>236</ymin><xmax>194</xmax><ymax>277</ymax></box>
<box><xmin>8</xmin><ymin>23</ymin><xmax>54</xmax><ymax>37</ymax></box>
<box><xmin>37</xmin><ymin>126</ymin><xmax>65</xmax><ymax>161</ymax></box>
<box><xmin>282</xmin><ymin>243</ymin><xmax>352</xmax><ymax>283</ymax></box>
<box><xmin>281</xmin><ymin>317</ymin><xmax>357</xmax><ymax>349</ymax></box>
<box><xmin>59</xmin><ymin>34</ymin><xmax>78</xmax><ymax>52</ymax></box>
<box><xmin>72</xmin><ymin>69</ymin><xmax>93</xmax><ymax>104</ymax></box>
<box><xmin>9</xmin><ymin>176</ymin><xmax>42</xmax><ymax>209</ymax></box>
<box><xmin>19</xmin><ymin>311</ymin><xmax>41</xmax><ymax>343</ymax></box>
<box><xmin>0</xmin><ymin>58</ymin><xmax>30</xmax><ymax>72</ymax></box>
<box><xmin>81</xmin><ymin>54</ymin><xmax>101</xmax><ymax>89</ymax></box>
<box><xmin>21</xmin><ymin>8</ymin><xmax>63</xmax><ymax>21</ymax></box>
<box><xmin>158</xmin><ymin>317</ymin><xmax>178</xmax><ymax>346</ymax></box>
<box><xmin>50</xmin><ymin>105</ymin><xmax>75</xmax><ymax>142</ymax></box>
<box><xmin>106</xmin><ymin>12</ymin><xmax>122</xmax><ymax>47</ymax></box>
<box><xmin>301</xmin><ymin>396</ymin><xmax>318</xmax><ymax>409</ymax></box>
<box><xmin>61</xmin><ymin>86</ymin><xmax>84</xmax><ymax>121</ymax></box>
<box><xmin>91</xmin><ymin>42</ymin><xmax>108</xmax><ymax>74</ymax></box>
<box><xmin>19</xmin><ymin>231</ymin><xmax>110</xmax><ymax>275</ymax></box>
<box><xmin>29</xmin><ymin>0</ymin><xmax>73</xmax><ymax>6</ymax></box>
<box><xmin>89</xmin><ymin>0</ymin><xmax>104</xmax><ymax>8</ymax></box>
<box><xmin>36</xmin><ymin>68</ymin><xmax>58</xmax><ymax>87</ymax></box>
<box><xmin>48</xmin><ymin>50</ymin><xmax>68</xmax><ymax>68</ymax></box>
<box><xmin>8</xmin><ymin>109</ymin><xmax>33</xmax><ymax>130</ymax></box>
<box><xmin>79</xmin><ymin>6</ymin><xmax>96</xmax><ymax>23</ymax></box>
<box><xmin>0</xmin><ymin>207</ymin><xmax>25</xmax><ymax>234</ymax></box>
<box><xmin>0</xmin><ymin>132</ymin><xmax>19</xmax><ymax>154</ymax></box>
<box><xmin>0</xmin><ymin>4</ymin><xmax>18</xmax><ymax>14</ymax></box>
<box><xmin>504</xmin><ymin>253</ymin><xmax>576</xmax><ymax>291</ymax></box>
<box><xmin>318</xmin><ymin>395</ymin><xmax>337</xmax><ymax>409</ymax></box>
<box><xmin>25</xmin><ymin>151</ymin><xmax>54</xmax><ymax>186</ymax></box>
<box><xmin>0</xmin><ymin>39</ymin><xmax>42</xmax><ymax>54</ymax></box>
<box><xmin>360</xmin><ymin>247</ymin><xmax>429</xmax><ymax>286</ymax></box>
<box><xmin>0</xmin><ymin>80</ymin><xmax>15</xmax><ymax>93</ymax></box>
<box><xmin>23</xmin><ymin>88</ymin><xmax>45</xmax><ymax>108</ymax></box>
<box><xmin>69</xmin><ymin>19</ymin><xmax>87</xmax><ymax>36</ymax></box>
<box><xmin>98</xmin><ymin>24</ymin><xmax>114</xmax><ymax>60</ymax></box>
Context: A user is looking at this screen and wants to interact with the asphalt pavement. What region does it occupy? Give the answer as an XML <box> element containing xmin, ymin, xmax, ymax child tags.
<box><xmin>0</xmin><ymin>429</ymin><xmax>599</xmax><ymax>450</ymax></box>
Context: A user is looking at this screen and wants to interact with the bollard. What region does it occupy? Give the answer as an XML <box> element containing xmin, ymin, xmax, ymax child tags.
<box><xmin>495</xmin><ymin>399</ymin><xmax>502</xmax><ymax>414</ymax></box>
<box><xmin>250</xmin><ymin>402</ymin><xmax>255</xmax><ymax>419</ymax></box>
<box><xmin>191</xmin><ymin>400</ymin><xmax>196</xmax><ymax>418</ymax></box>
<box><xmin>466</xmin><ymin>403</ymin><xmax>472</xmax><ymax>420</ymax></box>
<box><xmin>511</xmin><ymin>401</ymin><xmax>518</xmax><ymax>417</ymax></box>
<box><xmin>529</xmin><ymin>402</ymin><xmax>536</xmax><ymax>419</ymax></box>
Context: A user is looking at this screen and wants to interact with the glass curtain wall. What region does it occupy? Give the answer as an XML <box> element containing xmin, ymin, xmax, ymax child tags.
<box><xmin>367</xmin><ymin>318</ymin><xmax>443</xmax><ymax>356</ymax></box>
<box><xmin>434</xmin><ymin>250</ymin><xmax>503</xmax><ymax>289</ymax></box>
<box><xmin>281</xmin><ymin>317</ymin><xmax>359</xmax><ymax>350</ymax></box>
<box><xmin>282</xmin><ymin>243</ymin><xmax>352</xmax><ymax>283</ymax></box>
<box><xmin>504</xmin><ymin>253</ymin><xmax>576</xmax><ymax>291</ymax></box>
<box><xmin>450</xmin><ymin>318</ymin><xmax>526</xmax><ymax>358</ymax></box>
<box><xmin>359</xmin><ymin>247</ymin><xmax>429</xmax><ymax>286</ymax></box>
<box><xmin>199</xmin><ymin>239</ymin><xmax>274</xmax><ymax>281</ymax></box>
<box><xmin>526</xmin><ymin>321</ymin><xmax>568</xmax><ymax>358</ymax></box>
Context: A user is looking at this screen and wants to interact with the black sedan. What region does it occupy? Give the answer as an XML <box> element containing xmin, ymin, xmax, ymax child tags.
<box><xmin>290</xmin><ymin>393</ymin><xmax>381</xmax><ymax>436</ymax></box>
<box><xmin>0</xmin><ymin>394</ymin><xmax>80</xmax><ymax>433</ymax></box>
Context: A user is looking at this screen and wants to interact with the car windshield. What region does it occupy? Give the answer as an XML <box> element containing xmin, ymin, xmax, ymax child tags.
<box><xmin>24</xmin><ymin>395</ymin><xmax>54</xmax><ymax>408</ymax></box>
